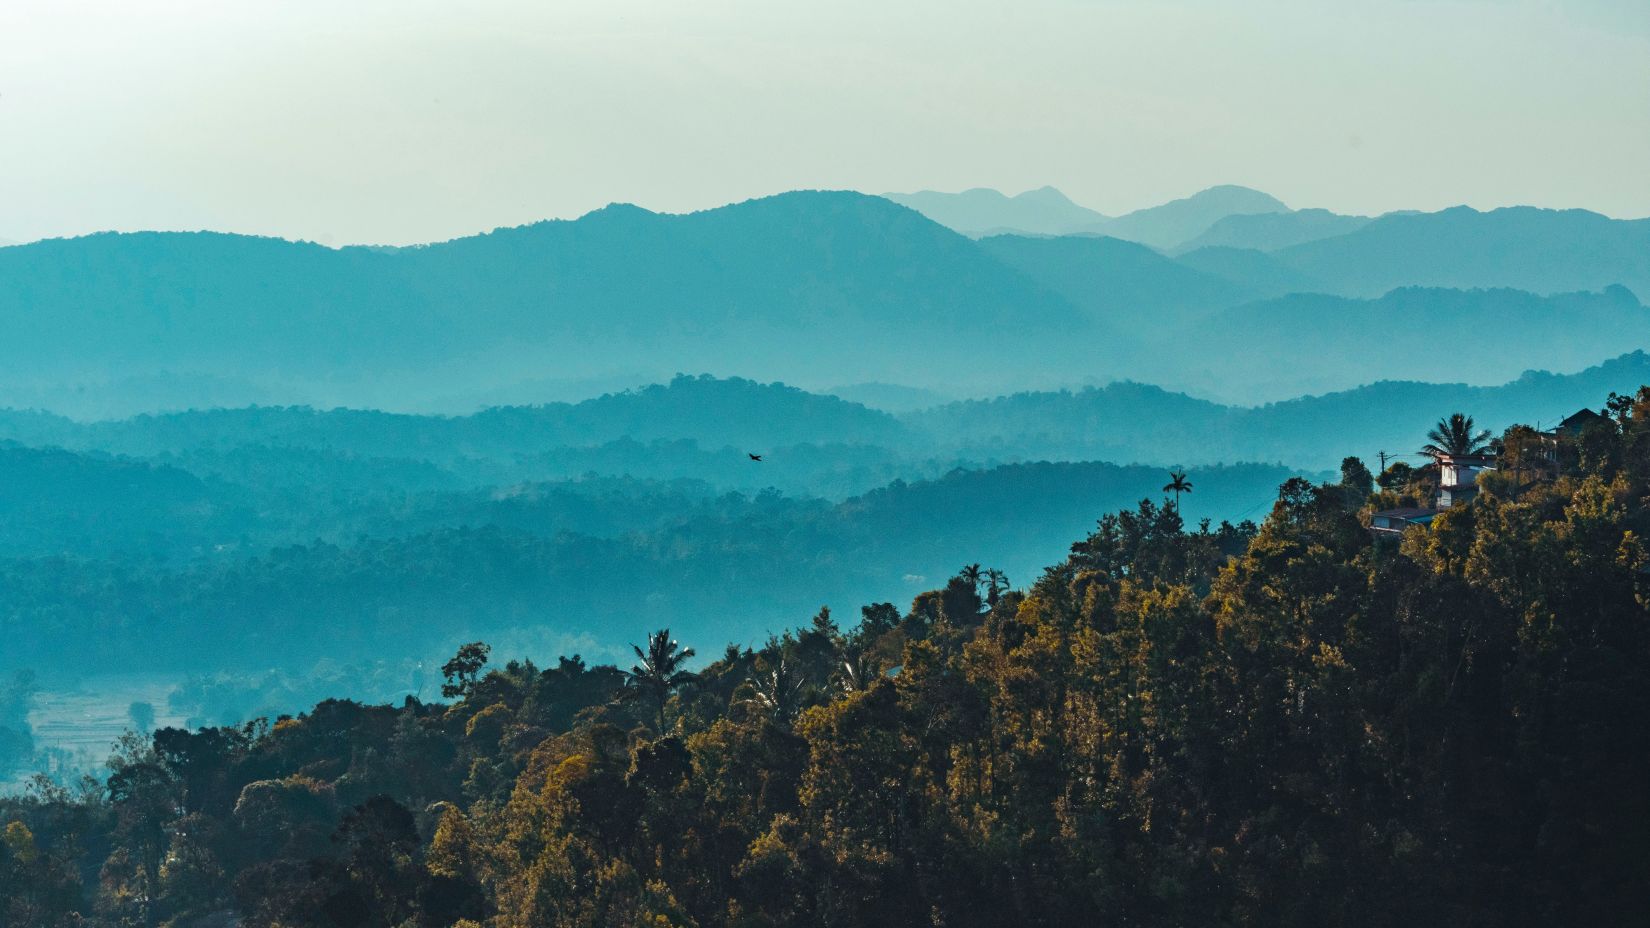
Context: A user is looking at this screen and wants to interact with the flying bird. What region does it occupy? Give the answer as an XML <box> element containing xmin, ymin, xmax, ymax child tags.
<box><xmin>748</xmin><ymin>453</ymin><xmax>763</xmax><ymax>462</ymax></box>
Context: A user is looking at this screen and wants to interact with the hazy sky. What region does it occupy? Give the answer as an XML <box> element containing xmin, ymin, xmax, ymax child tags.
<box><xmin>2</xmin><ymin>0</ymin><xmax>1647</xmax><ymax>245</ymax></box>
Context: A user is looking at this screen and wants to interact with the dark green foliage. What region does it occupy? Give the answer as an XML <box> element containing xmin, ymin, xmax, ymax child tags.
<box><xmin>4</xmin><ymin>389</ymin><xmax>1648</xmax><ymax>927</ymax></box>
<box><xmin>441</xmin><ymin>643</ymin><xmax>492</xmax><ymax>700</ymax></box>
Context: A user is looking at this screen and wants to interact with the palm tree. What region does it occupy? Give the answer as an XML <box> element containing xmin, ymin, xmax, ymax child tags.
<box><xmin>984</xmin><ymin>569</ymin><xmax>1009</xmax><ymax>607</ymax></box>
<box><xmin>625</xmin><ymin>629</ymin><xmax>697</xmax><ymax>731</ymax></box>
<box><xmin>741</xmin><ymin>656</ymin><xmax>807</xmax><ymax>725</ymax></box>
<box><xmin>958</xmin><ymin>563</ymin><xmax>984</xmax><ymax>594</ymax></box>
<box><xmin>833</xmin><ymin>646</ymin><xmax>883</xmax><ymax>695</ymax></box>
<box><xmin>1163</xmin><ymin>470</ymin><xmax>1193</xmax><ymax>513</ymax></box>
<box><xmin>1421</xmin><ymin>413</ymin><xmax>1492</xmax><ymax>460</ymax></box>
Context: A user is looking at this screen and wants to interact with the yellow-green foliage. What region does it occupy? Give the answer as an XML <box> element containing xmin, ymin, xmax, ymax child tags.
<box><xmin>6</xmin><ymin>387</ymin><xmax>1649</xmax><ymax>928</ymax></box>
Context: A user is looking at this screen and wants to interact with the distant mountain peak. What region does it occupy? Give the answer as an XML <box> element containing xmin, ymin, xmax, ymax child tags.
<box><xmin>880</xmin><ymin>186</ymin><xmax>1109</xmax><ymax>237</ymax></box>
<box><xmin>1147</xmin><ymin>185</ymin><xmax>1290</xmax><ymax>216</ymax></box>
<box><xmin>1095</xmin><ymin>185</ymin><xmax>1290</xmax><ymax>251</ymax></box>
<box><xmin>578</xmin><ymin>202</ymin><xmax>660</xmax><ymax>221</ymax></box>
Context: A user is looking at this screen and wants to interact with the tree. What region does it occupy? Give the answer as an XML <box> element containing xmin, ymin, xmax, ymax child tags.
<box><xmin>1339</xmin><ymin>456</ymin><xmax>1374</xmax><ymax>495</ymax></box>
<box><xmin>740</xmin><ymin>656</ymin><xmax>807</xmax><ymax>725</ymax></box>
<box><xmin>1163</xmin><ymin>470</ymin><xmax>1193</xmax><ymax>513</ymax></box>
<box><xmin>833</xmin><ymin>646</ymin><xmax>883</xmax><ymax>694</ymax></box>
<box><xmin>984</xmin><ymin>569</ymin><xmax>1010</xmax><ymax>607</ymax></box>
<box><xmin>625</xmin><ymin>630</ymin><xmax>698</xmax><ymax>732</ymax></box>
<box><xmin>1377</xmin><ymin>459</ymin><xmax>1416</xmax><ymax>491</ymax></box>
<box><xmin>1421</xmin><ymin>412</ymin><xmax>1492</xmax><ymax>459</ymax></box>
<box><xmin>441</xmin><ymin>642</ymin><xmax>491</xmax><ymax>700</ymax></box>
<box><xmin>958</xmin><ymin>564</ymin><xmax>984</xmax><ymax>595</ymax></box>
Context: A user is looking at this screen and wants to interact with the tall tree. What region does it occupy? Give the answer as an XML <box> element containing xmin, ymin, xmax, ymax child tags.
<box><xmin>741</xmin><ymin>656</ymin><xmax>807</xmax><ymax>725</ymax></box>
<box><xmin>1163</xmin><ymin>470</ymin><xmax>1193</xmax><ymax>513</ymax></box>
<box><xmin>440</xmin><ymin>642</ymin><xmax>491</xmax><ymax>700</ymax></box>
<box><xmin>1421</xmin><ymin>412</ymin><xmax>1492</xmax><ymax>458</ymax></box>
<box><xmin>625</xmin><ymin>629</ymin><xmax>698</xmax><ymax>731</ymax></box>
<box><xmin>984</xmin><ymin>568</ymin><xmax>1010</xmax><ymax>606</ymax></box>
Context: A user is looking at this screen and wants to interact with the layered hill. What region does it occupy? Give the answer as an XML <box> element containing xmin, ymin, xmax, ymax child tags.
<box><xmin>890</xmin><ymin>184</ymin><xmax>1291</xmax><ymax>249</ymax></box>
<box><xmin>0</xmin><ymin>375</ymin><xmax>908</xmax><ymax>461</ymax></box>
<box><xmin>4</xmin><ymin>355</ymin><xmax>1644</xmax><ymax>492</ymax></box>
<box><xmin>0</xmin><ymin>458</ymin><xmax>1297</xmax><ymax>673</ymax></box>
<box><xmin>5</xmin><ymin>191</ymin><xmax>1647</xmax><ymax>413</ymax></box>
<box><xmin>1095</xmin><ymin>184</ymin><xmax>1289</xmax><ymax>250</ymax></box>
<box><xmin>906</xmin><ymin>350</ymin><xmax>1650</xmax><ymax>468</ymax></box>
<box><xmin>1151</xmin><ymin>285</ymin><xmax>1650</xmax><ymax>399</ymax></box>
<box><xmin>881</xmin><ymin>186</ymin><xmax>1108</xmax><ymax>236</ymax></box>
<box><xmin>977</xmin><ymin>234</ymin><xmax>1249</xmax><ymax>334</ymax></box>
<box><xmin>0</xmin><ymin>192</ymin><xmax>1107</xmax><ymax>410</ymax></box>
<box><xmin>1176</xmin><ymin>207</ymin><xmax>1374</xmax><ymax>252</ymax></box>
<box><xmin>1273</xmin><ymin>206</ymin><xmax>1650</xmax><ymax>297</ymax></box>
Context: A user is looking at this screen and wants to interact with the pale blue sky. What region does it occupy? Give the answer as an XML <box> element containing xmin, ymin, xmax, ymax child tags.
<box><xmin>1</xmin><ymin>0</ymin><xmax>1646</xmax><ymax>245</ymax></box>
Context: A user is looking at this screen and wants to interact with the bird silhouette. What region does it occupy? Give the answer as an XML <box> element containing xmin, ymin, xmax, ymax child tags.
<box><xmin>748</xmin><ymin>453</ymin><xmax>763</xmax><ymax>462</ymax></box>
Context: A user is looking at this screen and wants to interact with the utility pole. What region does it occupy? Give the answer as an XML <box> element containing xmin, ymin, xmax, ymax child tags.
<box><xmin>1378</xmin><ymin>450</ymin><xmax>1390</xmax><ymax>472</ymax></box>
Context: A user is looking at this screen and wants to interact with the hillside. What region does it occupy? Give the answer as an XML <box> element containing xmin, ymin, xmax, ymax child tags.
<box><xmin>1159</xmin><ymin>285</ymin><xmax>1650</xmax><ymax>399</ymax></box>
<box><xmin>5</xmin><ymin>357</ymin><xmax>1644</xmax><ymax>494</ymax></box>
<box><xmin>880</xmin><ymin>186</ymin><xmax>1108</xmax><ymax>236</ymax></box>
<box><xmin>4</xmin><ymin>194</ymin><xmax>1649</xmax><ymax>413</ymax></box>
<box><xmin>1095</xmin><ymin>184</ymin><xmax>1289</xmax><ymax>249</ymax></box>
<box><xmin>1167</xmin><ymin>246</ymin><xmax>1327</xmax><ymax>300</ymax></box>
<box><xmin>906</xmin><ymin>350</ymin><xmax>1650</xmax><ymax>468</ymax></box>
<box><xmin>978</xmin><ymin>235</ymin><xmax>1251</xmax><ymax>334</ymax></box>
<box><xmin>0</xmin><ymin>445</ymin><xmax>250</xmax><ymax>560</ymax></box>
<box><xmin>0</xmin><ymin>460</ymin><xmax>1297</xmax><ymax>675</ymax></box>
<box><xmin>1176</xmin><ymin>206</ymin><xmax>1373</xmax><ymax>252</ymax></box>
<box><xmin>1274</xmin><ymin>206</ymin><xmax>1650</xmax><ymax>297</ymax></box>
<box><xmin>0</xmin><ymin>375</ymin><xmax>909</xmax><ymax>462</ymax></box>
<box><xmin>8</xmin><ymin>388</ymin><xmax>1647</xmax><ymax>926</ymax></box>
<box><xmin>0</xmin><ymin>193</ymin><xmax>1103</xmax><ymax>410</ymax></box>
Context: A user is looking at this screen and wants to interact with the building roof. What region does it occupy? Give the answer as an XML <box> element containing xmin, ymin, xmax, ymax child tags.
<box><xmin>1554</xmin><ymin>408</ymin><xmax>1608</xmax><ymax>435</ymax></box>
<box><xmin>1373</xmin><ymin>507</ymin><xmax>1439</xmax><ymax>521</ymax></box>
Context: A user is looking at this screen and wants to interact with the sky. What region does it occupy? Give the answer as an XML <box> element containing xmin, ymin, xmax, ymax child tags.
<box><xmin>1</xmin><ymin>0</ymin><xmax>1647</xmax><ymax>246</ymax></box>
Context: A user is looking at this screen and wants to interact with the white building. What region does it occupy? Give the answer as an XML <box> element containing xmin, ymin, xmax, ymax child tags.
<box><xmin>1435</xmin><ymin>452</ymin><xmax>1494</xmax><ymax>508</ymax></box>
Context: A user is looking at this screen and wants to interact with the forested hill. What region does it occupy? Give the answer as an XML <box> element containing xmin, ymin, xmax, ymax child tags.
<box><xmin>4</xmin><ymin>387</ymin><xmax>1646</xmax><ymax>927</ymax></box>
<box><xmin>0</xmin><ymin>460</ymin><xmax>1297</xmax><ymax>675</ymax></box>
<box><xmin>0</xmin><ymin>375</ymin><xmax>905</xmax><ymax>462</ymax></box>
<box><xmin>908</xmin><ymin>350</ymin><xmax>1650</xmax><ymax>467</ymax></box>
<box><xmin>3</xmin><ymin>193</ymin><xmax>1648</xmax><ymax>415</ymax></box>
<box><xmin>2</xmin><ymin>355</ymin><xmax>1645</xmax><ymax>475</ymax></box>
<box><xmin>0</xmin><ymin>192</ymin><xmax>1113</xmax><ymax>408</ymax></box>
<box><xmin>1273</xmin><ymin>205</ymin><xmax>1650</xmax><ymax>297</ymax></box>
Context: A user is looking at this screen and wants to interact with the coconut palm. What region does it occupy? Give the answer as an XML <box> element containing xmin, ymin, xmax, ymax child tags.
<box><xmin>1421</xmin><ymin>413</ymin><xmax>1493</xmax><ymax>460</ymax></box>
<box><xmin>1163</xmin><ymin>470</ymin><xmax>1193</xmax><ymax>513</ymax></box>
<box><xmin>832</xmin><ymin>646</ymin><xmax>883</xmax><ymax>695</ymax></box>
<box><xmin>984</xmin><ymin>569</ymin><xmax>1010</xmax><ymax>607</ymax></box>
<box><xmin>741</xmin><ymin>656</ymin><xmax>808</xmax><ymax>725</ymax></box>
<box><xmin>625</xmin><ymin>629</ymin><xmax>697</xmax><ymax>731</ymax></box>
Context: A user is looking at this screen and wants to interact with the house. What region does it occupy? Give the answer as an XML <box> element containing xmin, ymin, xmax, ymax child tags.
<box><xmin>1368</xmin><ymin>406</ymin><xmax>1611</xmax><ymax>540</ymax></box>
<box><xmin>1434</xmin><ymin>452</ymin><xmax>1494</xmax><ymax>508</ymax></box>
<box><xmin>1524</xmin><ymin>407</ymin><xmax>1611</xmax><ymax>472</ymax></box>
<box><xmin>1369</xmin><ymin>507</ymin><xmax>1438</xmax><ymax>539</ymax></box>
<box><xmin>1549</xmin><ymin>407</ymin><xmax>1608</xmax><ymax>438</ymax></box>
<box><xmin>1370</xmin><ymin>448</ymin><xmax>1494</xmax><ymax>539</ymax></box>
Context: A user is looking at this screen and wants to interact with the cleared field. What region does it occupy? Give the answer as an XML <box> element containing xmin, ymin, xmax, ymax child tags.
<box><xmin>5</xmin><ymin>674</ymin><xmax>186</xmax><ymax>789</ymax></box>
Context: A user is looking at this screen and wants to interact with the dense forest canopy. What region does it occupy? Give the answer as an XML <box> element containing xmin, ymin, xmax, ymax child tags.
<box><xmin>4</xmin><ymin>386</ymin><xmax>1645</xmax><ymax>926</ymax></box>
<box><xmin>1</xmin><ymin>360</ymin><xmax>1646</xmax><ymax>786</ymax></box>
